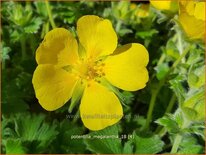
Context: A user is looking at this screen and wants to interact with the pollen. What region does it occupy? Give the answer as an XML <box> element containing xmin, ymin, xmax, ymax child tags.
<box><xmin>72</xmin><ymin>59</ymin><xmax>105</xmax><ymax>81</ymax></box>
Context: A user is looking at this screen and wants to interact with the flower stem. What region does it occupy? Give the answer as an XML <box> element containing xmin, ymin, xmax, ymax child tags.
<box><xmin>170</xmin><ymin>116</ymin><xmax>191</xmax><ymax>153</ymax></box>
<box><xmin>155</xmin><ymin>94</ymin><xmax>177</xmax><ymax>135</ymax></box>
<box><xmin>115</xmin><ymin>20</ymin><xmax>122</xmax><ymax>33</ymax></box>
<box><xmin>157</xmin><ymin>53</ymin><xmax>166</xmax><ymax>66</ymax></box>
<box><xmin>170</xmin><ymin>134</ymin><xmax>182</xmax><ymax>153</ymax></box>
<box><xmin>144</xmin><ymin>79</ymin><xmax>165</xmax><ymax>130</ymax></box>
<box><xmin>45</xmin><ymin>0</ymin><xmax>56</xmax><ymax>29</ymax></box>
<box><xmin>165</xmin><ymin>94</ymin><xmax>176</xmax><ymax>113</ymax></box>
<box><xmin>170</xmin><ymin>46</ymin><xmax>190</xmax><ymax>71</ymax></box>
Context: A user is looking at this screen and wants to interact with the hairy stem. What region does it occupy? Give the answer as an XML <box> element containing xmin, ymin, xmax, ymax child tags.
<box><xmin>165</xmin><ymin>94</ymin><xmax>176</xmax><ymax>113</ymax></box>
<box><xmin>171</xmin><ymin>134</ymin><xmax>182</xmax><ymax>153</ymax></box>
<box><xmin>144</xmin><ymin>79</ymin><xmax>164</xmax><ymax>130</ymax></box>
<box><xmin>170</xmin><ymin>116</ymin><xmax>191</xmax><ymax>153</ymax></box>
<box><xmin>115</xmin><ymin>20</ymin><xmax>122</xmax><ymax>33</ymax></box>
<box><xmin>155</xmin><ymin>94</ymin><xmax>177</xmax><ymax>135</ymax></box>
<box><xmin>45</xmin><ymin>1</ymin><xmax>56</xmax><ymax>29</ymax></box>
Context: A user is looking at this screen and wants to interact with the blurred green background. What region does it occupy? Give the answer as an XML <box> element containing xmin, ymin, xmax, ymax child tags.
<box><xmin>1</xmin><ymin>1</ymin><xmax>205</xmax><ymax>154</ymax></box>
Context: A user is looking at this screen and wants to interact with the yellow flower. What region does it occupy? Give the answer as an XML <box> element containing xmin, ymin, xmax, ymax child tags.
<box><xmin>130</xmin><ymin>3</ymin><xmax>137</xmax><ymax>10</ymax></box>
<box><xmin>136</xmin><ymin>4</ymin><xmax>150</xmax><ymax>18</ymax></box>
<box><xmin>178</xmin><ymin>1</ymin><xmax>205</xmax><ymax>40</ymax></box>
<box><xmin>32</xmin><ymin>15</ymin><xmax>149</xmax><ymax>131</ymax></box>
<box><xmin>150</xmin><ymin>0</ymin><xmax>178</xmax><ymax>11</ymax></box>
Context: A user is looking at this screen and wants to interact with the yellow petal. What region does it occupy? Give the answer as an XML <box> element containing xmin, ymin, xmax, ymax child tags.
<box><xmin>194</xmin><ymin>2</ymin><xmax>205</xmax><ymax>21</ymax></box>
<box><xmin>32</xmin><ymin>64</ymin><xmax>77</xmax><ymax>111</ymax></box>
<box><xmin>36</xmin><ymin>28</ymin><xmax>79</xmax><ymax>66</ymax></box>
<box><xmin>179</xmin><ymin>12</ymin><xmax>205</xmax><ymax>40</ymax></box>
<box><xmin>104</xmin><ymin>43</ymin><xmax>149</xmax><ymax>91</ymax></box>
<box><xmin>80</xmin><ymin>81</ymin><xmax>123</xmax><ymax>131</ymax></box>
<box><xmin>150</xmin><ymin>0</ymin><xmax>171</xmax><ymax>10</ymax></box>
<box><xmin>185</xmin><ymin>1</ymin><xmax>195</xmax><ymax>16</ymax></box>
<box><xmin>77</xmin><ymin>15</ymin><xmax>117</xmax><ymax>59</ymax></box>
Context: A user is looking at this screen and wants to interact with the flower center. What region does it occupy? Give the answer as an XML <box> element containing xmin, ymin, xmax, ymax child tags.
<box><xmin>73</xmin><ymin>59</ymin><xmax>105</xmax><ymax>81</ymax></box>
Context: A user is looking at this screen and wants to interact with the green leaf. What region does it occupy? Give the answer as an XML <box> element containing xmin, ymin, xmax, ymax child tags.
<box><xmin>166</xmin><ymin>39</ymin><xmax>179</xmax><ymax>59</ymax></box>
<box><xmin>34</xmin><ymin>1</ymin><xmax>48</xmax><ymax>17</ymax></box>
<box><xmin>119</xmin><ymin>28</ymin><xmax>133</xmax><ymax>36</ymax></box>
<box><xmin>134</xmin><ymin>134</ymin><xmax>164</xmax><ymax>154</ymax></box>
<box><xmin>2</xmin><ymin>79</ymin><xmax>29</xmax><ymax>114</ymax></box>
<box><xmin>156</xmin><ymin>114</ymin><xmax>180</xmax><ymax>133</ymax></box>
<box><xmin>182</xmin><ymin>107</ymin><xmax>199</xmax><ymax>121</ymax></box>
<box><xmin>188</xmin><ymin>64</ymin><xmax>205</xmax><ymax>88</ymax></box>
<box><xmin>169</xmin><ymin>75</ymin><xmax>186</xmax><ymax>105</ymax></box>
<box><xmin>84</xmin><ymin>125</ymin><xmax>122</xmax><ymax>153</ymax></box>
<box><xmin>2</xmin><ymin>115</ymin><xmax>17</xmax><ymax>139</ymax></box>
<box><xmin>182</xmin><ymin>107</ymin><xmax>198</xmax><ymax>121</ymax></box>
<box><xmin>5</xmin><ymin>139</ymin><xmax>27</xmax><ymax>154</ymax></box>
<box><xmin>155</xmin><ymin>63</ymin><xmax>169</xmax><ymax>80</ymax></box>
<box><xmin>122</xmin><ymin>141</ymin><xmax>133</xmax><ymax>154</ymax></box>
<box><xmin>10</xmin><ymin>30</ymin><xmax>22</xmax><ymax>43</ymax></box>
<box><xmin>183</xmin><ymin>87</ymin><xmax>205</xmax><ymax>120</ymax></box>
<box><xmin>121</xmin><ymin>91</ymin><xmax>135</xmax><ymax>105</ymax></box>
<box><xmin>0</xmin><ymin>43</ymin><xmax>11</xmax><ymax>62</ymax></box>
<box><xmin>178</xmin><ymin>136</ymin><xmax>204</xmax><ymax>154</ymax></box>
<box><xmin>186</xmin><ymin>123</ymin><xmax>205</xmax><ymax>140</ymax></box>
<box><xmin>53</xmin><ymin>120</ymin><xmax>86</xmax><ymax>153</ymax></box>
<box><xmin>14</xmin><ymin>113</ymin><xmax>58</xmax><ymax>152</ymax></box>
<box><xmin>186</xmin><ymin>48</ymin><xmax>204</xmax><ymax>65</ymax></box>
<box><xmin>173</xmin><ymin>109</ymin><xmax>184</xmax><ymax>128</ymax></box>
<box><xmin>136</xmin><ymin>29</ymin><xmax>158</xmax><ymax>39</ymax></box>
<box><xmin>24</xmin><ymin>17</ymin><xmax>42</xmax><ymax>33</ymax></box>
<box><xmin>183</xmin><ymin>87</ymin><xmax>204</xmax><ymax>108</ymax></box>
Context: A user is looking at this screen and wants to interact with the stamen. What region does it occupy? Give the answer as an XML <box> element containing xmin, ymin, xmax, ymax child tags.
<box><xmin>72</xmin><ymin>58</ymin><xmax>106</xmax><ymax>81</ymax></box>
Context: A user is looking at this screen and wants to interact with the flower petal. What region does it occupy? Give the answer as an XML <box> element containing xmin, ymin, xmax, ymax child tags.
<box><xmin>194</xmin><ymin>2</ymin><xmax>205</xmax><ymax>21</ymax></box>
<box><xmin>185</xmin><ymin>1</ymin><xmax>195</xmax><ymax>16</ymax></box>
<box><xmin>32</xmin><ymin>64</ymin><xmax>77</xmax><ymax>111</ymax></box>
<box><xmin>80</xmin><ymin>81</ymin><xmax>123</xmax><ymax>131</ymax></box>
<box><xmin>104</xmin><ymin>43</ymin><xmax>149</xmax><ymax>91</ymax></box>
<box><xmin>178</xmin><ymin>12</ymin><xmax>205</xmax><ymax>40</ymax></box>
<box><xmin>36</xmin><ymin>28</ymin><xmax>79</xmax><ymax>66</ymax></box>
<box><xmin>150</xmin><ymin>0</ymin><xmax>171</xmax><ymax>10</ymax></box>
<box><xmin>77</xmin><ymin>15</ymin><xmax>117</xmax><ymax>59</ymax></box>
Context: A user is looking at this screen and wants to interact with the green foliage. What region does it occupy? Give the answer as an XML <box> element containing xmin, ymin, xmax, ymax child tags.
<box><xmin>156</xmin><ymin>114</ymin><xmax>180</xmax><ymax>134</ymax></box>
<box><xmin>2</xmin><ymin>79</ymin><xmax>30</xmax><ymax>114</ymax></box>
<box><xmin>52</xmin><ymin>120</ymin><xmax>86</xmax><ymax>153</ymax></box>
<box><xmin>1</xmin><ymin>1</ymin><xmax>205</xmax><ymax>154</ymax></box>
<box><xmin>84</xmin><ymin>125</ymin><xmax>122</xmax><ymax>153</ymax></box>
<box><xmin>2</xmin><ymin>114</ymin><xmax>58</xmax><ymax>153</ymax></box>
<box><xmin>133</xmin><ymin>134</ymin><xmax>164</xmax><ymax>154</ymax></box>
<box><xmin>14</xmin><ymin>114</ymin><xmax>58</xmax><ymax>144</ymax></box>
<box><xmin>178</xmin><ymin>136</ymin><xmax>204</xmax><ymax>154</ymax></box>
<box><xmin>155</xmin><ymin>63</ymin><xmax>169</xmax><ymax>80</ymax></box>
<box><xmin>4</xmin><ymin>139</ymin><xmax>27</xmax><ymax>154</ymax></box>
<box><xmin>84</xmin><ymin>125</ymin><xmax>165</xmax><ymax>154</ymax></box>
<box><xmin>0</xmin><ymin>43</ymin><xmax>11</xmax><ymax>62</ymax></box>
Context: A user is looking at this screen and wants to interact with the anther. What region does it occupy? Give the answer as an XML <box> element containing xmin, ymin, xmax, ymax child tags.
<box><xmin>86</xmin><ymin>76</ymin><xmax>90</xmax><ymax>80</ymax></box>
<box><xmin>101</xmin><ymin>63</ymin><xmax>105</xmax><ymax>66</ymax></box>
